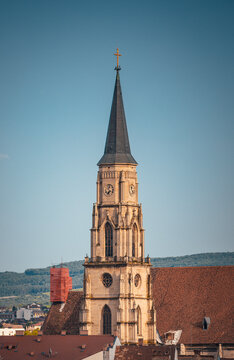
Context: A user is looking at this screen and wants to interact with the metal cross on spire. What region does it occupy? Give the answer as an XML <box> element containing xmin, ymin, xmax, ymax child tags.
<box><xmin>114</xmin><ymin>48</ymin><xmax>122</xmax><ymax>70</ymax></box>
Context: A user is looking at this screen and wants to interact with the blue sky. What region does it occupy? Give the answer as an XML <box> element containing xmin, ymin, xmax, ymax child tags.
<box><xmin>0</xmin><ymin>0</ymin><xmax>233</xmax><ymax>272</ymax></box>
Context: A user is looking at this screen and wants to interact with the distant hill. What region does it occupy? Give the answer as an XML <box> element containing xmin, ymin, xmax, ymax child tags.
<box><xmin>0</xmin><ymin>252</ymin><xmax>233</xmax><ymax>308</ymax></box>
<box><xmin>150</xmin><ymin>252</ymin><xmax>234</xmax><ymax>267</ymax></box>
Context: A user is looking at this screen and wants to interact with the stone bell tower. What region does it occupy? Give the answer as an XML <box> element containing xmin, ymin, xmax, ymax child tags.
<box><xmin>80</xmin><ymin>50</ymin><xmax>156</xmax><ymax>344</ymax></box>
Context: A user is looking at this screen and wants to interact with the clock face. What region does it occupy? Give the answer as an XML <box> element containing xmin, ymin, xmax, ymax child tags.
<box><xmin>129</xmin><ymin>184</ymin><xmax>135</xmax><ymax>195</ymax></box>
<box><xmin>104</xmin><ymin>184</ymin><xmax>114</xmax><ymax>196</ymax></box>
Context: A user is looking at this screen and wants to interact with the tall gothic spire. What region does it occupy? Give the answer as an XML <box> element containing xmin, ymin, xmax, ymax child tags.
<box><xmin>97</xmin><ymin>68</ymin><xmax>137</xmax><ymax>166</ymax></box>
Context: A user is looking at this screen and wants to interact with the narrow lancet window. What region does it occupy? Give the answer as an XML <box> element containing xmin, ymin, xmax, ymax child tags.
<box><xmin>105</xmin><ymin>223</ymin><xmax>113</xmax><ymax>257</ymax></box>
<box><xmin>103</xmin><ymin>305</ymin><xmax>111</xmax><ymax>334</ymax></box>
<box><xmin>137</xmin><ymin>306</ymin><xmax>142</xmax><ymax>335</ymax></box>
<box><xmin>132</xmin><ymin>224</ymin><xmax>138</xmax><ymax>257</ymax></box>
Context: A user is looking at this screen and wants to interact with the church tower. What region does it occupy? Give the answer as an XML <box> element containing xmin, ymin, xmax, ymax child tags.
<box><xmin>80</xmin><ymin>51</ymin><xmax>156</xmax><ymax>344</ymax></box>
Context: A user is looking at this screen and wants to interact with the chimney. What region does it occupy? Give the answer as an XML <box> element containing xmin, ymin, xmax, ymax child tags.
<box><xmin>50</xmin><ymin>267</ymin><xmax>72</xmax><ymax>303</ymax></box>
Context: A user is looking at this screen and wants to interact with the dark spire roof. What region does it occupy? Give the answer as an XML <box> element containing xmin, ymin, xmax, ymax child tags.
<box><xmin>97</xmin><ymin>70</ymin><xmax>137</xmax><ymax>166</ymax></box>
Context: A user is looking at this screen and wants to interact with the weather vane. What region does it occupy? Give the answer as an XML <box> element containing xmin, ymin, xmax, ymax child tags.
<box><xmin>114</xmin><ymin>48</ymin><xmax>122</xmax><ymax>70</ymax></box>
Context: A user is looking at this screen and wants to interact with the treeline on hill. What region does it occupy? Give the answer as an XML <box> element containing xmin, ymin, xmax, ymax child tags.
<box><xmin>0</xmin><ymin>252</ymin><xmax>233</xmax><ymax>307</ymax></box>
<box><xmin>150</xmin><ymin>252</ymin><xmax>234</xmax><ymax>267</ymax></box>
<box><xmin>0</xmin><ymin>260</ymin><xmax>84</xmax><ymax>297</ymax></box>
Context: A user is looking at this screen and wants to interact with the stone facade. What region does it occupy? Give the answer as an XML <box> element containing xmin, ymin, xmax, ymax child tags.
<box><xmin>79</xmin><ymin>162</ymin><xmax>156</xmax><ymax>343</ymax></box>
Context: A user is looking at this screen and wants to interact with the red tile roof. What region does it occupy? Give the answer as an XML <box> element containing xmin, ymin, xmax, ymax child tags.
<box><xmin>0</xmin><ymin>335</ymin><xmax>114</xmax><ymax>360</ymax></box>
<box><xmin>151</xmin><ymin>266</ymin><xmax>234</xmax><ymax>344</ymax></box>
<box><xmin>114</xmin><ymin>344</ymin><xmax>177</xmax><ymax>360</ymax></box>
<box><xmin>42</xmin><ymin>290</ymin><xmax>83</xmax><ymax>335</ymax></box>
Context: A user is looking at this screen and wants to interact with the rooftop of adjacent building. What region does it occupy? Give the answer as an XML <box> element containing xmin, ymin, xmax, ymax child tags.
<box><xmin>42</xmin><ymin>291</ymin><xmax>83</xmax><ymax>335</ymax></box>
<box><xmin>114</xmin><ymin>345</ymin><xmax>219</xmax><ymax>360</ymax></box>
<box><xmin>0</xmin><ymin>323</ymin><xmax>24</xmax><ymax>329</ymax></box>
<box><xmin>151</xmin><ymin>265</ymin><xmax>234</xmax><ymax>344</ymax></box>
<box><xmin>0</xmin><ymin>334</ymin><xmax>115</xmax><ymax>360</ymax></box>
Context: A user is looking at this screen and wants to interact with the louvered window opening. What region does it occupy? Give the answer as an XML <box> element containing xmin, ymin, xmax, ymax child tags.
<box><xmin>105</xmin><ymin>223</ymin><xmax>113</xmax><ymax>257</ymax></box>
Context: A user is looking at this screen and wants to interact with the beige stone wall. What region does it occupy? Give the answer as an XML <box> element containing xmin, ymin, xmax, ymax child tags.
<box><xmin>91</xmin><ymin>164</ymin><xmax>144</xmax><ymax>261</ymax></box>
<box><xmin>97</xmin><ymin>165</ymin><xmax>138</xmax><ymax>205</ymax></box>
<box><xmin>91</xmin><ymin>211</ymin><xmax>144</xmax><ymax>260</ymax></box>
<box><xmin>83</xmin><ymin>262</ymin><xmax>156</xmax><ymax>343</ymax></box>
<box><xmin>81</xmin><ymin>162</ymin><xmax>156</xmax><ymax>344</ymax></box>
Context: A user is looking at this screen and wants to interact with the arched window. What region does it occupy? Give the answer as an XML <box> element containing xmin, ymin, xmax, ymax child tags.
<box><xmin>137</xmin><ymin>306</ymin><xmax>141</xmax><ymax>335</ymax></box>
<box><xmin>132</xmin><ymin>224</ymin><xmax>138</xmax><ymax>257</ymax></box>
<box><xmin>105</xmin><ymin>223</ymin><xmax>113</xmax><ymax>257</ymax></box>
<box><xmin>103</xmin><ymin>305</ymin><xmax>111</xmax><ymax>334</ymax></box>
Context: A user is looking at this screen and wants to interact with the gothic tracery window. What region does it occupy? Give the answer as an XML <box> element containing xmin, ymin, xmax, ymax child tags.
<box><xmin>103</xmin><ymin>305</ymin><xmax>111</xmax><ymax>334</ymax></box>
<box><xmin>102</xmin><ymin>273</ymin><xmax>113</xmax><ymax>288</ymax></box>
<box><xmin>105</xmin><ymin>223</ymin><xmax>113</xmax><ymax>257</ymax></box>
